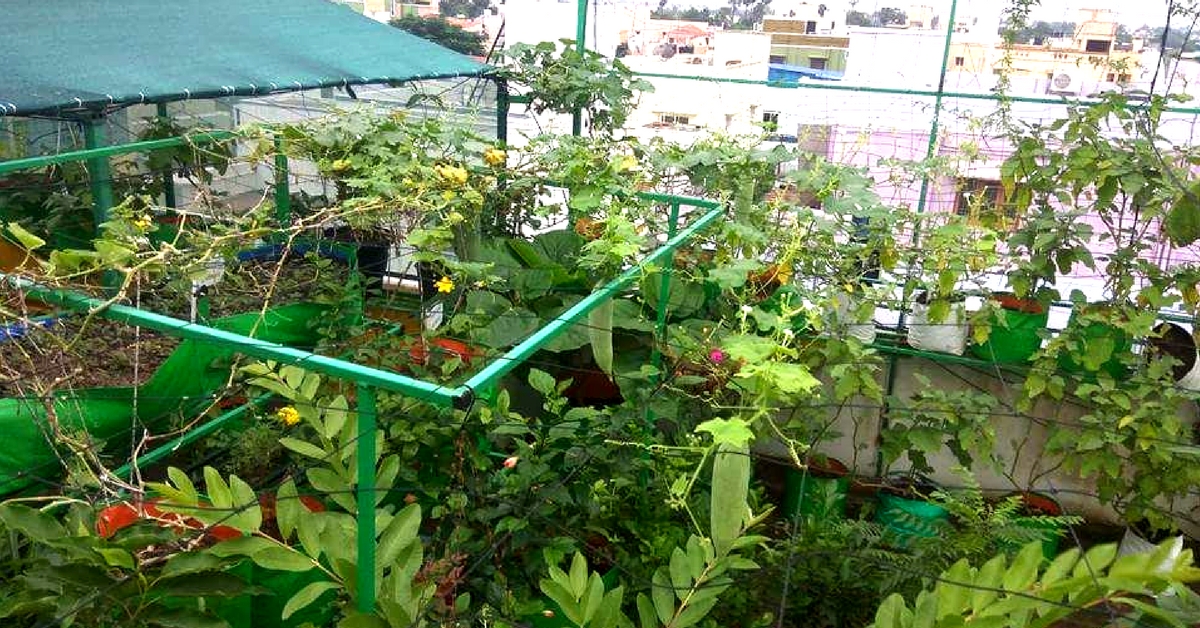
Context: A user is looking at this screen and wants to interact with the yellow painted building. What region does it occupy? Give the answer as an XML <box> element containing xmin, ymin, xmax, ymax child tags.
<box><xmin>948</xmin><ymin>9</ymin><xmax>1143</xmax><ymax>92</ymax></box>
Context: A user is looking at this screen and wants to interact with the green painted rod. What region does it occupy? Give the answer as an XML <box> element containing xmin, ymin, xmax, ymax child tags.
<box><xmin>0</xmin><ymin>130</ymin><xmax>236</xmax><ymax>176</ymax></box>
<box><xmin>112</xmin><ymin>393</ymin><xmax>272</xmax><ymax>480</ymax></box>
<box><xmin>3</xmin><ymin>275</ymin><xmax>458</xmax><ymax>406</ymax></box>
<box><xmin>355</xmin><ymin>385</ymin><xmax>378</xmax><ymax>613</ymax></box>
<box><xmin>454</xmin><ymin>203</ymin><xmax>725</xmax><ymax>400</ymax></box>
<box><xmin>631</xmin><ymin>71</ymin><xmax>1200</xmax><ymax>114</ymax></box>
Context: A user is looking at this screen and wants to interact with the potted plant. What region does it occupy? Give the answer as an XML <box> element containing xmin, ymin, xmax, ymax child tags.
<box><xmin>874</xmin><ymin>473</ymin><xmax>950</xmax><ymax>546</ymax></box>
<box><xmin>906</xmin><ymin>216</ymin><xmax>997</xmax><ymax>356</ymax></box>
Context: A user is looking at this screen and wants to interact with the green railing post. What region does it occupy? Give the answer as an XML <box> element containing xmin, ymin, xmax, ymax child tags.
<box><xmin>496</xmin><ymin>79</ymin><xmax>509</xmax><ymax>144</ymax></box>
<box><xmin>572</xmin><ymin>0</ymin><xmax>588</xmax><ymax>136</ymax></box>
<box><xmin>649</xmin><ymin>201</ymin><xmax>681</xmax><ymax>376</ymax></box>
<box><xmin>274</xmin><ymin>137</ymin><xmax>291</xmax><ymax>228</ymax></box>
<box><xmin>356</xmin><ymin>384</ymin><xmax>378</xmax><ymax>614</ymax></box>
<box><xmin>645</xmin><ymin>201</ymin><xmax>682</xmax><ymax>427</ymax></box>
<box><xmin>83</xmin><ymin>118</ymin><xmax>114</xmax><ymax>237</ymax></box>
<box><xmin>155</xmin><ymin>103</ymin><xmax>177</xmax><ymax>209</ymax></box>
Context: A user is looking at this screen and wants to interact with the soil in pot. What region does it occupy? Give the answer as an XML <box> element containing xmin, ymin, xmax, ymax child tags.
<box><xmin>875</xmin><ymin>475</ymin><xmax>950</xmax><ymax>546</ymax></box>
<box><xmin>968</xmin><ymin>294</ymin><xmax>1048</xmax><ymax>364</ymax></box>
<box><xmin>1056</xmin><ymin>305</ymin><xmax>1131</xmax><ymax>379</ymax></box>
<box><xmin>0</xmin><ymin>317</ymin><xmax>178</xmax><ymax>396</ymax></box>
<box><xmin>783</xmin><ymin>456</ymin><xmax>850</xmax><ymax>521</ymax></box>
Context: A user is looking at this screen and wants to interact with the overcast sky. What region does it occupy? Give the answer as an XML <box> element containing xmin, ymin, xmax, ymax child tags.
<box><xmin>667</xmin><ymin>0</ymin><xmax>1182</xmax><ymax>28</ymax></box>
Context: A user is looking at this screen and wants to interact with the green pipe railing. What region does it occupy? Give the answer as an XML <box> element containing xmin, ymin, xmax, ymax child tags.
<box><xmin>3</xmin><ymin>274</ymin><xmax>459</xmax><ymax>406</ymax></box>
<box><xmin>0</xmin><ymin>130</ymin><xmax>235</xmax><ymax>176</ymax></box>
<box><xmin>355</xmin><ymin>385</ymin><xmax>378</xmax><ymax>613</ymax></box>
<box><xmin>451</xmin><ymin>202</ymin><xmax>725</xmax><ymax>400</ymax></box>
<box><xmin>630</xmin><ymin>71</ymin><xmax>1200</xmax><ymax>116</ymax></box>
<box><xmin>112</xmin><ymin>393</ymin><xmax>273</xmax><ymax>480</ymax></box>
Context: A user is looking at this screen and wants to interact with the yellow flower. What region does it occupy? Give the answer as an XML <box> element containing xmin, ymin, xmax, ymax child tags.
<box><xmin>133</xmin><ymin>215</ymin><xmax>153</xmax><ymax>231</ymax></box>
<box><xmin>276</xmin><ymin>406</ymin><xmax>300</xmax><ymax>427</ymax></box>
<box><xmin>483</xmin><ymin>147</ymin><xmax>507</xmax><ymax>167</ymax></box>
<box><xmin>434</xmin><ymin>276</ymin><xmax>455</xmax><ymax>293</ymax></box>
<box><xmin>435</xmin><ymin>164</ymin><xmax>469</xmax><ymax>187</ymax></box>
<box><xmin>330</xmin><ymin>158</ymin><xmax>352</xmax><ymax>173</ymax></box>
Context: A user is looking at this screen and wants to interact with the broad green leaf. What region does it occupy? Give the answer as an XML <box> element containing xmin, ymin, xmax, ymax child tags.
<box><xmin>935</xmin><ymin>559</ymin><xmax>973</xmax><ymax>618</ymax></box>
<box><xmin>541</xmin><ymin>579</ymin><xmax>582</xmax><ymax>625</ymax></box>
<box><xmin>140</xmin><ymin>608</ymin><xmax>230</xmax><ymax>628</ymax></box>
<box><xmin>589</xmin><ymin>299</ymin><xmax>615</xmax><ymax>376</ymax></box>
<box><xmin>1041</xmin><ymin>548</ymin><xmax>1080</xmax><ymax>586</ymax></box>
<box><xmin>529</xmin><ymin>368</ymin><xmax>557</xmax><ymax>397</ymax></box>
<box><xmin>971</xmin><ymin>554</ymin><xmax>1006</xmax><ymax>612</ymax></box>
<box><xmin>252</xmin><ymin>546</ymin><xmax>318</xmax><ymax>572</ymax></box>
<box><xmin>6</xmin><ymin>222</ymin><xmax>45</xmax><ymax>250</ymax></box>
<box><xmin>695</xmin><ymin>418</ymin><xmax>754</xmax><ymax>447</ymax></box>
<box><xmin>97</xmin><ymin>548</ymin><xmax>135</xmax><ymax>570</ymax></box>
<box><xmin>652</xmin><ymin>568</ymin><xmax>676</xmax><ymax>625</ymax></box>
<box><xmin>162</xmin><ymin>552</ymin><xmax>229</xmax><ymax>577</ymax></box>
<box><xmin>276</xmin><ymin>481</ymin><xmax>302</xmax><ymax>542</ymax></box>
<box><xmin>282</xmin><ymin>580</ymin><xmax>339</xmax><ymax>620</ymax></box>
<box><xmin>324</xmin><ymin>395</ymin><xmax>350</xmax><ymax>440</ymax></box>
<box><xmin>672</xmin><ymin>595</ymin><xmax>718</xmax><ymax>628</ymax></box>
<box><xmin>636</xmin><ymin>593</ymin><xmax>658</xmax><ymax>628</ymax></box>
<box><xmin>337</xmin><ymin>612</ymin><xmax>389</xmax><ymax>628</ymax></box>
<box><xmin>167</xmin><ymin>467</ymin><xmax>199</xmax><ymax>501</ymax></box>
<box><xmin>873</xmin><ymin>593</ymin><xmax>908</xmax><ymax>628</ymax></box>
<box><xmin>156</xmin><ymin>572</ymin><xmax>251</xmax><ymax>597</ymax></box>
<box><xmin>569</xmin><ymin>552</ymin><xmax>589</xmax><ymax>596</ymax></box>
<box><xmin>669</xmin><ymin>547</ymin><xmax>692</xmax><ymax>600</ymax></box>
<box><xmin>1003</xmin><ymin>542</ymin><xmax>1044</xmax><ymax>592</ymax></box>
<box><xmin>227</xmin><ymin>475</ymin><xmax>262</xmax><ymax>533</ymax></box>
<box><xmin>593</xmin><ymin>587</ymin><xmax>625</xmax><ymax>628</ymax></box>
<box><xmin>280</xmin><ymin>437</ymin><xmax>330</xmax><ymax>461</ymax></box>
<box><xmin>0</xmin><ymin>504</ymin><xmax>67</xmax><ymax>541</ymax></box>
<box><xmin>709</xmin><ymin>443</ymin><xmax>751</xmax><ymax>556</ymax></box>
<box><xmin>582</xmin><ymin>573</ymin><xmax>605</xmax><ymax>623</ymax></box>
<box><xmin>378</xmin><ymin>503</ymin><xmax>421</xmax><ymax>567</ymax></box>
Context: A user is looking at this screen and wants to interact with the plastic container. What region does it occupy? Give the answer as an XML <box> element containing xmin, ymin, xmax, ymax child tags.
<box><xmin>969</xmin><ymin>294</ymin><xmax>1048</xmax><ymax>364</ymax></box>
<box><xmin>875</xmin><ymin>475</ymin><xmax>949</xmax><ymax>546</ymax></box>
<box><xmin>908</xmin><ymin>298</ymin><xmax>968</xmax><ymax>355</ymax></box>
<box><xmin>1148</xmin><ymin>322</ymin><xmax>1200</xmax><ymax>390</ymax></box>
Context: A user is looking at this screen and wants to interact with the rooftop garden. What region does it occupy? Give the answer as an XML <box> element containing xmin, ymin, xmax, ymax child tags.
<box><xmin>2</xmin><ymin>12</ymin><xmax>1200</xmax><ymax>628</ymax></box>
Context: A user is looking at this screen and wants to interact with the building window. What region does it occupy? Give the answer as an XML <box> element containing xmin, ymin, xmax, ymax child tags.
<box><xmin>660</xmin><ymin>113</ymin><xmax>690</xmax><ymax>126</ymax></box>
<box><xmin>1084</xmin><ymin>39</ymin><xmax>1111</xmax><ymax>53</ymax></box>
<box><xmin>954</xmin><ymin>56</ymin><xmax>964</xmax><ymax>67</ymax></box>
<box><xmin>809</xmin><ymin>57</ymin><xmax>827</xmax><ymax>70</ymax></box>
<box><xmin>805</xmin><ymin>21</ymin><xmax>817</xmax><ymax>34</ymax></box>
<box><xmin>1118</xmin><ymin>73</ymin><xmax>1131</xmax><ymax>83</ymax></box>
<box><xmin>1106</xmin><ymin>72</ymin><xmax>1115</xmax><ymax>82</ymax></box>
<box><xmin>769</xmin><ymin>54</ymin><xmax>786</xmax><ymax>64</ymax></box>
<box><xmin>762</xmin><ymin>110</ymin><xmax>779</xmax><ymax>131</ymax></box>
<box><xmin>955</xmin><ymin>178</ymin><xmax>1016</xmax><ymax>228</ymax></box>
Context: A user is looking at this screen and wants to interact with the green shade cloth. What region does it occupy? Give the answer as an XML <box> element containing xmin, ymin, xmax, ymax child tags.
<box><xmin>0</xmin><ymin>0</ymin><xmax>488</xmax><ymax>118</ymax></box>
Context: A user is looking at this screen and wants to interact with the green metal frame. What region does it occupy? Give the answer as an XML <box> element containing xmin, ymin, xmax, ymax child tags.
<box><xmin>0</xmin><ymin>121</ymin><xmax>725</xmax><ymax>612</ymax></box>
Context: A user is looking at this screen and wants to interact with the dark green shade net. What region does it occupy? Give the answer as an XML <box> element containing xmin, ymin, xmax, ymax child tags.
<box><xmin>0</xmin><ymin>0</ymin><xmax>488</xmax><ymax>118</ymax></box>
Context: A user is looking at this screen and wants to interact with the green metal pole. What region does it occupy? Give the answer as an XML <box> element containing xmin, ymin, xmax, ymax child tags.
<box><xmin>572</xmin><ymin>0</ymin><xmax>588</xmax><ymax>136</ymax></box>
<box><xmin>83</xmin><ymin>118</ymin><xmax>114</xmax><ymax>237</ymax></box>
<box><xmin>155</xmin><ymin>103</ymin><xmax>177</xmax><ymax>209</ymax></box>
<box><xmin>649</xmin><ymin>202</ymin><xmax>681</xmax><ymax>375</ymax></box>
<box><xmin>913</xmin><ymin>0</ymin><xmax>959</xmax><ymax>217</ymax></box>
<box><xmin>496</xmin><ymin>79</ymin><xmax>510</xmax><ymax>144</ymax></box>
<box><xmin>355</xmin><ymin>384</ymin><xmax>378</xmax><ymax>614</ymax></box>
<box><xmin>0</xmin><ymin>131</ymin><xmax>235</xmax><ymax>176</ymax></box>
<box><xmin>3</xmin><ymin>274</ymin><xmax>459</xmax><ymax>406</ymax></box>
<box><xmin>112</xmin><ymin>394</ymin><xmax>271</xmax><ymax>479</ymax></box>
<box><xmin>274</xmin><ymin>137</ymin><xmax>291</xmax><ymax>228</ymax></box>
<box><xmin>456</xmin><ymin>203</ymin><xmax>725</xmax><ymax>397</ymax></box>
<box><xmin>874</xmin><ymin>0</ymin><xmax>959</xmax><ymax>479</ymax></box>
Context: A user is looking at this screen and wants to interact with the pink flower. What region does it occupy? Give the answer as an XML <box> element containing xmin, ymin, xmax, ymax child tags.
<box><xmin>709</xmin><ymin>348</ymin><xmax>726</xmax><ymax>364</ymax></box>
<box><xmin>503</xmin><ymin>456</ymin><xmax>519</xmax><ymax>469</ymax></box>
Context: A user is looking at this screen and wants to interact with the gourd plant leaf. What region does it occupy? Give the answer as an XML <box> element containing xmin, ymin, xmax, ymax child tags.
<box><xmin>589</xmin><ymin>299</ymin><xmax>615</xmax><ymax>376</ymax></box>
